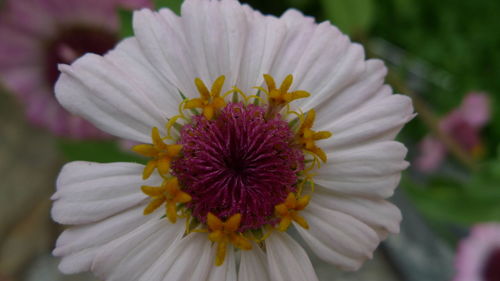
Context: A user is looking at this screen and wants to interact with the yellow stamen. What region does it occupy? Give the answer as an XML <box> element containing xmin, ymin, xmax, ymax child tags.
<box><xmin>297</xmin><ymin>110</ymin><xmax>332</xmax><ymax>162</ymax></box>
<box><xmin>131</xmin><ymin>74</ymin><xmax>327</xmax><ymax>264</ymax></box>
<box><xmin>185</xmin><ymin>76</ymin><xmax>227</xmax><ymax>120</ymax></box>
<box><xmin>207</xmin><ymin>213</ymin><xmax>252</xmax><ymax>266</ymax></box>
<box><xmin>141</xmin><ymin>177</ymin><xmax>191</xmax><ymax>223</ymax></box>
<box><xmin>132</xmin><ymin>127</ymin><xmax>183</xmax><ymax>179</ymax></box>
<box><xmin>263</xmin><ymin>74</ymin><xmax>310</xmax><ymax>117</ymax></box>
<box><xmin>275</xmin><ymin>193</ymin><xmax>311</xmax><ymax>231</ymax></box>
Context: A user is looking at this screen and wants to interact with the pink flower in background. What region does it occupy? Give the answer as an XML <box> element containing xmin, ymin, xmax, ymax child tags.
<box><xmin>454</xmin><ymin>224</ymin><xmax>500</xmax><ymax>281</ymax></box>
<box><xmin>416</xmin><ymin>92</ymin><xmax>490</xmax><ymax>172</ymax></box>
<box><xmin>0</xmin><ymin>0</ymin><xmax>151</xmax><ymax>138</ymax></box>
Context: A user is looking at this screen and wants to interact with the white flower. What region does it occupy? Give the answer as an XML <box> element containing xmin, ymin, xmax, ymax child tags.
<box><xmin>51</xmin><ymin>0</ymin><xmax>414</xmax><ymax>280</ymax></box>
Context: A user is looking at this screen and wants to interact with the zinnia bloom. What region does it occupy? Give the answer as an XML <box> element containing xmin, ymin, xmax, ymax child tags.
<box><xmin>416</xmin><ymin>92</ymin><xmax>490</xmax><ymax>172</ymax></box>
<box><xmin>51</xmin><ymin>0</ymin><xmax>414</xmax><ymax>280</ymax></box>
<box><xmin>0</xmin><ymin>0</ymin><xmax>151</xmax><ymax>138</ymax></box>
<box><xmin>454</xmin><ymin>224</ymin><xmax>500</xmax><ymax>281</ymax></box>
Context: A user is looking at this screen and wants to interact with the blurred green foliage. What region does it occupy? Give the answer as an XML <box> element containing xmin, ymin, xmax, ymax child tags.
<box><xmin>118</xmin><ymin>9</ymin><xmax>135</xmax><ymax>38</ymax></box>
<box><xmin>370</xmin><ymin>0</ymin><xmax>500</xmax><ymax>228</ymax></box>
<box><xmin>155</xmin><ymin>0</ymin><xmax>183</xmax><ymax>13</ymax></box>
<box><xmin>320</xmin><ymin>0</ymin><xmax>374</xmax><ymax>36</ymax></box>
<box><xmin>374</xmin><ymin>0</ymin><xmax>499</xmax><ymax>145</ymax></box>
<box><xmin>405</xmin><ymin>149</ymin><xmax>500</xmax><ymax>225</ymax></box>
<box><xmin>59</xmin><ymin>139</ymin><xmax>145</xmax><ymax>163</ymax></box>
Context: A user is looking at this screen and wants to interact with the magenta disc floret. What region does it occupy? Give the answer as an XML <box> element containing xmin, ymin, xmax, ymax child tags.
<box><xmin>172</xmin><ymin>102</ymin><xmax>304</xmax><ymax>231</ymax></box>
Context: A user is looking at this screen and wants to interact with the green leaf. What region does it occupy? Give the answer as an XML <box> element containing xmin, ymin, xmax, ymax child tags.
<box><xmin>403</xmin><ymin>155</ymin><xmax>500</xmax><ymax>225</ymax></box>
<box><xmin>118</xmin><ymin>8</ymin><xmax>135</xmax><ymax>38</ymax></box>
<box><xmin>393</xmin><ymin>0</ymin><xmax>418</xmax><ymax>20</ymax></box>
<box><xmin>58</xmin><ymin>139</ymin><xmax>146</xmax><ymax>164</ymax></box>
<box><xmin>404</xmin><ymin>183</ymin><xmax>500</xmax><ymax>225</ymax></box>
<box><xmin>154</xmin><ymin>0</ymin><xmax>183</xmax><ymax>14</ymax></box>
<box><xmin>320</xmin><ymin>0</ymin><xmax>374</xmax><ymax>36</ymax></box>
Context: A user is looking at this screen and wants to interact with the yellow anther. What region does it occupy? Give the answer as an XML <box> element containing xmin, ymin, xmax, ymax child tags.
<box><xmin>185</xmin><ymin>76</ymin><xmax>227</xmax><ymax>120</ymax></box>
<box><xmin>275</xmin><ymin>193</ymin><xmax>311</xmax><ymax>232</ymax></box>
<box><xmin>263</xmin><ymin>74</ymin><xmax>310</xmax><ymax>117</ymax></box>
<box><xmin>207</xmin><ymin>213</ymin><xmax>252</xmax><ymax>266</ymax></box>
<box><xmin>297</xmin><ymin>110</ymin><xmax>332</xmax><ymax>162</ymax></box>
<box><xmin>141</xmin><ymin>177</ymin><xmax>191</xmax><ymax>223</ymax></box>
<box><xmin>132</xmin><ymin>127</ymin><xmax>183</xmax><ymax>179</ymax></box>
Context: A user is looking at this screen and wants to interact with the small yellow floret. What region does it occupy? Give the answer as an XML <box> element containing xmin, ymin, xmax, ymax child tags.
<box><xmin>141</xmin><ymin>177</ymin><xmax>191</xmax><ymax>223</ymax></box>
<box><xmin>207</xmin><ymin>213</ymin><xmax>252</xmax><ymax>266</ymax></box>
<box><xmin>263</xmin><ymin>74</ymin><xmax>310</xmax><ymax>117</ymax></box>
<box><xmin>185</xmin><ymin>76</ymin><xmax>226</xmax><ymax>120</ymax></box>
<box><xmin>275</xmin><ymin>193</ymin><xmax>311</xmax><ymax>231</ymax></box>
<box><xmin>297</xmin><ymin>110</ymin><xmax>332</xmax><ymax>162</ymax></box>
<box><xmin>132</xmin><ymin>127</ymin><xmax>183</xmax><ymax>179</ymax></box>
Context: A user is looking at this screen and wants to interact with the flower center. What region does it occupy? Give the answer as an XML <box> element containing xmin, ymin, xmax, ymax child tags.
<box><xmin>45</xmin><ymin>25</ymin><xmax>118</xmax><ymax>88</ymax></box>
<box><xmin>483</xmin><ymin>247</ymin><xmax>500</xmax><ymax>281</ymax></box>
<box><xmin>172</xmin><ymin>102</ymin><xmax>304</xmax><ymax>231</ymax></box>
<box><xmin>133</xmin><ymin>74</ymin><xmax>332</xmax><ymax>265</ymax></box>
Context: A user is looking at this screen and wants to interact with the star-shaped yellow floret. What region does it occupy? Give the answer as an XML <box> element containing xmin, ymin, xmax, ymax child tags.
<box><xmin>185</xmin><ymin>75</ymin><xmax>226</xmax><ymax>120</ymax></box>
<box><xmin>275</xmin><ymin>192</ymin><xmax>311</xmax><ymax>232</ymax></box>
<box><xmin>132</xmin><ymin>127</ymin><xmax>183</xmax><ymax>179</ymax></box>
<box><xmin>207</xmin><ymin>213</ymin><xmax>252</xmax><ymax>266</ymax></box>
<box><xmin>297</xmin><ymin>110</ymin><xmax>332</xmax><ymax>162</ymax></box>
<box><xmin>141</xmin><ymin>177</ymin><xmax>191</xmax><ymax>223</ymax></box>
<box><xmin>263</xmin><ymin>74</ymin><xmax>310</xmax><ymax>115</ymax></box>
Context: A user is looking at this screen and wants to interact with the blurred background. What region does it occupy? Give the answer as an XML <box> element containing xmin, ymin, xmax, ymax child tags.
<box><xmin>0</xmin><ymin>0</ymin><xmax>499</xmax><ymax>280</ymax></box>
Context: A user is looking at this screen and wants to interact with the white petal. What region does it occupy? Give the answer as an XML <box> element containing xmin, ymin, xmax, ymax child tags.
<box><xmin>312</xmin><ymin>188</ymin><xmax>402</xmax><ymax>235</ymax></box>
<box><xmin>319</xmin><ymin>94</ymin><xmax>414</xmax><ymax>150</ymax></box>
<box><xmin>104</xmin><ymin>38</ymin><xmax>182</xmax><ymax>124</ymax></box>
<box><xmin>235</xmin><ymin>11</ymin><xmax>287</xmax><ymax>93</ymax></box>
<box><xmin>290</xmin><ymin>25</ymin><xmax>365</xmax><ymax>109</ymax></box>
<box><xmin>52</xmin><ymin>161</ymin><xmax>160</xmax><ymax>225</ymax></box>
<box><xmin>139</xmin><ymin>233</ymin><xmax>214</xmax><ymax>281</ymax></box>
<box><xmin>134</xmin><ymin>2</ymin><xmax>289</xmax><ymax>96</ymax></box>
<box><xmin>297</xmin><ymin>202</ymin><xmax>379</xmax><ymax>271</ymax></box>
<box><xmin>179</xmin><ymin>0</ymin><xmax>214</xmax><ymax>83</ymax></box>
<box><xmin>266</xmin><ymin>232</ymin><xmax>318</xmax><ymax>281</ymax></box>
<box><xmin>181</xmin><ymin>0</ymin><xmax>247</xmax><ymax>87</ymax></box>
<box><xmin>262</xmin><ymin>14</ymin><xmax>370</xmax><ymax>115</ymax></box>
<box><xmin>207</xmin><ymin>246</ymin><xmax>237</xmax><ymax>281</ymax></box>
<box><xmin>315</xmin><ymin>141</ymin><xmax>409</xmax><ymax>198</ymax></box>
<box><xmin>267</xmin><ymin>14</ymin><xmax>335</xmax><ymax>90</ymax></box>
<box><xmin>133</xmin><ymin>9</ymin><xmax>198</xmax><ymax>97</ymax></box>
<box><xmin>92</xmin><ymin>218</ymin><xmax>185</xmax><ymax>281</ymax></box>
<box><xmin>280</xmin><ymin>8</ymin><xmax>315</xmax><ymax>27</ymax></box>
<box><xmin>239</xmin><ymin>246</ymin><xmax>271</xmax><ymax>281</ymax></box>
<box><xmin>262</xmin><ymin>15</ymin><xmax>398</xmax><ymax>133</ymax></box>
<box><xmin>307</xmin><ymin>59</ymin><xmax>387</xmax><ymax>125</ymax></box>
<box><xmin>55</xmin><ymin>38</ymin><xmax>178</xmax><ymax>142</ymax></box>
<box><xmin>54</xmin><ymin>205</ymin><xmax>150</xmax><ymax>274</ymax></box>
<box><xmin>56</xmin><ymin>248</ymin><xmax>97</xmax><ymax>274</ymax></box>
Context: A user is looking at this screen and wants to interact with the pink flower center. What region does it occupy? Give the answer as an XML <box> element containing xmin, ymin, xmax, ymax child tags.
<box><xmin>483</xmin><ymin>247</ymin><xmax>500</xmax><ymax>281</ymax></box>
<box><xmin>45</xmin><ymin>26</ymin><xmax>118</xmax><ymax>87</ymax></box>
<box><xmin>172</xmin><ymin>102</ymin><xmax>304</xmax><ymax>231</ymax></box>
